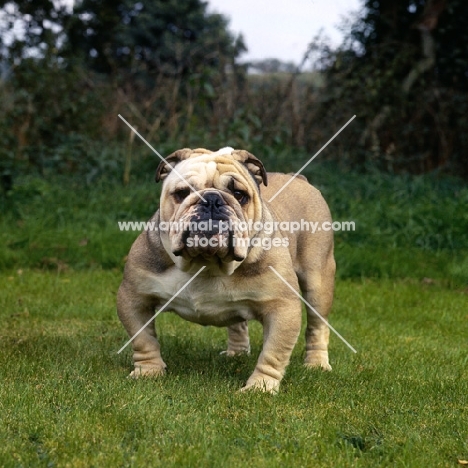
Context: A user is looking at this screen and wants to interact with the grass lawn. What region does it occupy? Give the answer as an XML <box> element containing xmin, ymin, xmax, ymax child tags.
<box><xmin>0</xmin><ymin>270</ymin><xmax>467</xmax><ymax>467</ymax></box>
<box><xmin>0</xmin><ymin>166</ymin><xmax>467</xmax><ymax>466</ymax></box>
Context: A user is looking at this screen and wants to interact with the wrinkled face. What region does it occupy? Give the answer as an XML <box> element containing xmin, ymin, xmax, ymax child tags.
<box><xmin>159</xmin><ymin>153</ymin><xmax>263</xmax><ymax>273</ymax></box>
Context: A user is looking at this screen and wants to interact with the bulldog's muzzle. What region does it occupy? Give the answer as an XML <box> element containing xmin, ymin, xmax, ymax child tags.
<box><xmin>172</xmin><ymin>191</ymin><xmax>244</xmax><ymax>261</ymax></box>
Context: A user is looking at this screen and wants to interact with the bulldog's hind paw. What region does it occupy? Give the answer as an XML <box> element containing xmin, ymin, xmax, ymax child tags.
<box><xmin>304</xmin><ymin>351</ymin><xmax>332</xmax><ymax>371</ymax></box>
<box><xmin>220</xmin><ymin>346</ymin><xmax>251</xmax><ymax>357</ymax></box>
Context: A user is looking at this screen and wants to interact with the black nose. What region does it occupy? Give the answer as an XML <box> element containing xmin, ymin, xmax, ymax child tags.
<box><xmin>197</xmin><ymin>192</ymin><xmax>229</xmax><ymax>224</ymax></box>
<box><xmin>201</xmin><ymin>192</ymin><xmax>224</xmax><ymax>209</ymax></box>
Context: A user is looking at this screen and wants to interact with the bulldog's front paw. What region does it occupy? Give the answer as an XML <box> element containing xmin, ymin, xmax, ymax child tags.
<box><xmin>240</xmin><ymin>376</ymin><xmax>280</xmax><ymax>394</ymax></box>
<box><xmin>129</xmin><ymin>362</ymin><xmax>167</xmax><ymax>379</ymax></box>
<box><xmin>304</xmin><ymin>350</ymin><xmax>332</xmax><ymax>371</ymax></box>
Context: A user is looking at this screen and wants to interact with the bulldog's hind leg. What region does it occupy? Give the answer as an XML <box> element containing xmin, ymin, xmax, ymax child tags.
<box><xmin>117</xmin><ymin>281</ymin><xmax>166</xmax><ymax>378</ymax></box>
<box><xmin>298</xmin><ymin>255</ymin><xmax>335</xmax><ymax>371</ymax></box>
<box><xmin>222</xmin><ymin>321</ymin><xmax>250</xmax><ymax>356</ymax></box>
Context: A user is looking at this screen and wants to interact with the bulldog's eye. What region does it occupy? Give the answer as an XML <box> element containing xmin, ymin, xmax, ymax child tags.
<box><xmin>233</xmin><ymin>189</ymin><xmax>249</xmax><ymax>205</ymax></box>
<box><xmin>173</xmin><ymin>188</ymin><xmax>190</xmax><ymax>203</ymax></box>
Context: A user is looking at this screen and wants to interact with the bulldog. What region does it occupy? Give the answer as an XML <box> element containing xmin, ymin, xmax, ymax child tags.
<box><xmin>117</xmin><ymin>147</ymin><xmax>335</xmax><ymax>393</ymax></box>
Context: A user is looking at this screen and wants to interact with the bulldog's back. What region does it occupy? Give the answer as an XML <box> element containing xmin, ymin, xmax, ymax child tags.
<box><xmin>262</xmin><ymin>172</ymin><xmax>332</xmax><ymax>225</ymax></box>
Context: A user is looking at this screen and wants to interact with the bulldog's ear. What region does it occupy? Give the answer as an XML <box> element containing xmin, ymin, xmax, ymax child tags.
<box><xmin>155</xmin><ymin>148</ymin><xmax>193</xmax><ymax>183</ymax></box>
<box><xmin>231</xmin><ymin>150</ymin><xmax>268</xmax><ymax>187</ymax></box>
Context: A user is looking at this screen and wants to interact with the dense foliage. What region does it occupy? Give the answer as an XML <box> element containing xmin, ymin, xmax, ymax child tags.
<box><xmin>0</xmin><ymin>0</ymin><xmax>467</xmax><ymax>187</ymax></box>
<box><xmin>0</xmin><ymin>0</ymin><xmax>247</xmax><ymax>186</ymax></box>
<box><xmin>316</xmin><ymin>0</ymin><xmax>468</xmax><ymax>175</ymax></box>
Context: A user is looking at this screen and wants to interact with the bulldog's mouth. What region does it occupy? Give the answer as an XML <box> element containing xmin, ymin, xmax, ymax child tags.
<box><xmin>170</xmin><ymin>192</ymin><xmax>248</xmax><ymax>263</ymax></box>
<box><xmin>172</xmin><ymin>222</ymin><xmax>244</xmax><ymax>261</ymax></box>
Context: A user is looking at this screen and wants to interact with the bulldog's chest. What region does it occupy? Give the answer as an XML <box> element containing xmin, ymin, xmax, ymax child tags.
<box><xmin>137</xmin><ymin>267</ymin><xmax>259</xmax><ymax>326</ymax></box>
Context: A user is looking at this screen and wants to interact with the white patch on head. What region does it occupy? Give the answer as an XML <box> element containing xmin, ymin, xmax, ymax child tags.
<box><xmin>212</xmin><ymin>147</ymin><xmax>234</xmax><ymax>156</ymax></box>
<box><xmin>205</xmin><ymin>161</ymin><xmax>217</xmax><ymax>181</ymax></box>
<box><xmin>165</xmin><ymin>158</ymin><xmax>218</xmax><ymax>190</ymax></box>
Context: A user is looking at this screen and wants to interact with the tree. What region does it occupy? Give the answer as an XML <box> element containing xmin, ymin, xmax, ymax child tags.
<box><xmin>0</xmin><ymin>0</ymin><xmax>246</xmax><ymax>78</ymax></box>
<box><xmin>314</xmin><ymin>0</ymin><xmax>468</xmax><ymax>176</ymax></box>
<box><xmin>65</xmin><ymin>0</ymin><xmax>246</xmax><ymax>77</ymax></box>
<box><xmin>348</xmin><ymin>0</ymin><xmax>467</xmax><ymax>90</ymax></box>
<box><xmin>0</xmin><ymin>0</ymin><xmax>247</xmax><ymax>180</ymax></box>
<box><xmin>0</xmin><ymin>0</ymin><xmax>69</xmax><ymax>63</ymax></box>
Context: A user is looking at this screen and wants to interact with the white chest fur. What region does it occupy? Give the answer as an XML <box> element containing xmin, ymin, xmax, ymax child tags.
<box><xmin>136</xmin><ymin>266</ymin><xmax>258</xmax><ymax>326</ymax></box>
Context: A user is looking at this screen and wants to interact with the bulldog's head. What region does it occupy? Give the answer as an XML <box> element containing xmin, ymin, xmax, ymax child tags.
<box><xmin>155</xmin><ymin>147</ymin><xmax>268</xmax><ymax>274</ymax></box>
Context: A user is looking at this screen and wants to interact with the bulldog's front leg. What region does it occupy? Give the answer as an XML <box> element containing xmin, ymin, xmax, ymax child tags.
<box><xmin>241</xmin><ymin>299</ymin><xmax>302</xmax><ymax>393</ymax></box>
<box><xmin>117</xmin><ymin>281</ymin><xmax>166</xmax><ymax>378</ymax></box>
